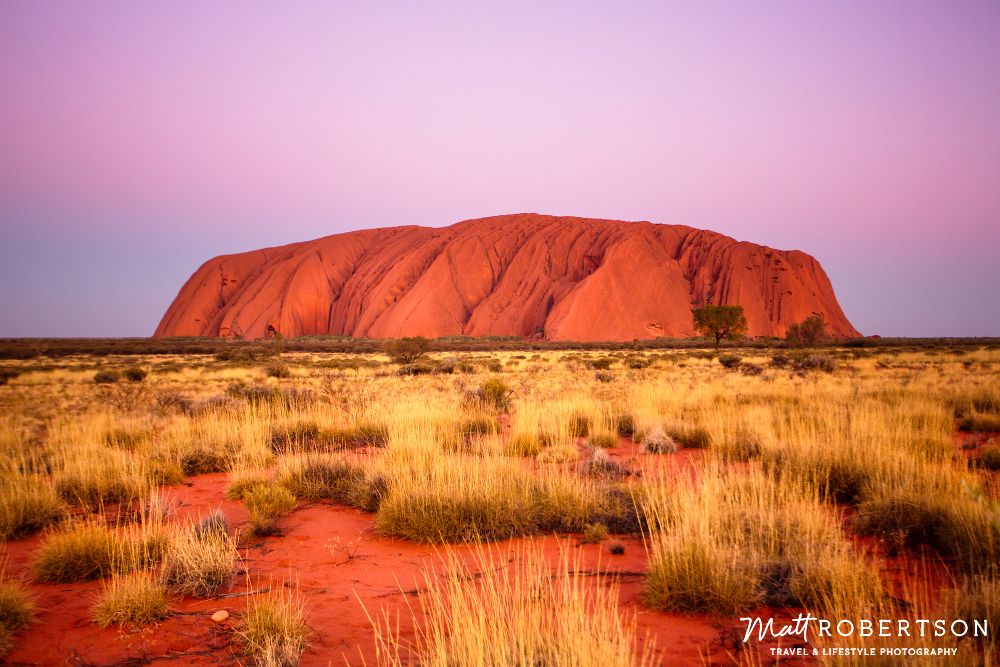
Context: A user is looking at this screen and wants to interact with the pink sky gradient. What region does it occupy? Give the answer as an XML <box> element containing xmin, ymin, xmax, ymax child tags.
<box><xmin>1</xmin><ymin>1</ymin><xmax>998</xmax><ymax>336</ymax></box>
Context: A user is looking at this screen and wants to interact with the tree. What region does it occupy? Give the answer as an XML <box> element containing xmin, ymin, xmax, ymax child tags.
<box><xmin>692</xmin><ymin>305</ymin><xmax>748</xmax><ymax>348</ymax></box>
<box><xmin>384</xmin><ymin>336</ymin><xmax>431</xmax><ymax>363</ymax></box>
<box><xmin>785</xmin><ymin>313</ymin><xmax>827</xmax><ymax>347</ymax></box>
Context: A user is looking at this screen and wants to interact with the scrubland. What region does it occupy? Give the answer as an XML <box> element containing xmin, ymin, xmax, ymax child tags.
<box><xmin>0</xmin><ymin>342</ymin><xmax>998</xmax><ymax>664</ymax></box>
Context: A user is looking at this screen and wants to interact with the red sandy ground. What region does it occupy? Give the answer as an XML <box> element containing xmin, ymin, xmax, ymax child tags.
<box><xmin>3</xmin><ymin>438</ymin><xmax>976</xmax><ymax>666</ymax></box>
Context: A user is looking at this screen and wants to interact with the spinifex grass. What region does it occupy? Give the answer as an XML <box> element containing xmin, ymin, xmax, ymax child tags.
<box><xmin>366</xmin><ymin>544</ymin><xmax>656</xmax><ymax>666</ymax></box>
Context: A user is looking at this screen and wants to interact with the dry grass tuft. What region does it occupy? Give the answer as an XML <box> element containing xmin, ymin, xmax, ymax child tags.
<box><xmin>368</xmin><ymin>544</ymin><xmax>655</xmax><ymax>666</ymax></box>
<box><xmin>94</xmin><ymin>573</ymin><xmax>169</xmax><ymax>627</ymax></box>
<box><xmin>238</xmin><ymin>588</ymin><xmax>308</xmax><ymax>667</ymax></box>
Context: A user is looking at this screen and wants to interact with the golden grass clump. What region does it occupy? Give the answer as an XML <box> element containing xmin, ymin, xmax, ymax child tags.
<box><xmin>374</xmin><ymin>452</ymin><xmax>598</xmax><ymax>543</ymax></box>
<box><xmin>160</xmin><ymin>524</ymin><xmax>238</xmax><ymax>597</ymax></box>
<box><xmin>643</xmin><ymin>466</ymin><xmax>882</xmax><ymax>614</ymax></box>
<box><xmin>277</xmin><ymin>453</ymin><xmax>386</xmax><ymax>511</ymax></box>
<box><xmin>238</xmin><ymin>588</ymin><xmax>308</xmax><ymax>667</ymax></box>
<box><xmin>0</xmin><ymin>474</ymin><xmax>64</xmax><ymax>541</ymax></box>
<box><xmin>244</xmin><ymin>484</ymin><xmax>298</xmax><ymax>536</ymax></box>
<box><xmin>94</xmin><ymin>573</ymin><xmax>169</xmax><ymax>628</ymax></box>
<box><xmin>0</xmin><ymin>576</ymin><xmax>35</xmax><ymax>654</ymax></box>
<box><xmin>368</xmin><ymin>545</ymin><xmax>655</xmax><ymax>666</ymax></box>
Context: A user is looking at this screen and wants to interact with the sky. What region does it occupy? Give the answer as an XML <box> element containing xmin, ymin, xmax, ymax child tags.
<box><xmin>1</xmin><ymin>1</ymin><xmax>998</xmax><ymax>338</ymax></box>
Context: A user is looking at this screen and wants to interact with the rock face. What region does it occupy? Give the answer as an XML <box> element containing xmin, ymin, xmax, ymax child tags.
<box><xmin>155</xmin><ymin>214</ymin><xmax>858</xmax><ymax>341</ymax></box>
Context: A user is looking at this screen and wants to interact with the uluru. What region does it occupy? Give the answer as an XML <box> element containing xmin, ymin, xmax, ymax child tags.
<box><xmin>155</xmin><ymin>213</ymin><xmax>858</xmax><ymax>341</ymax></box>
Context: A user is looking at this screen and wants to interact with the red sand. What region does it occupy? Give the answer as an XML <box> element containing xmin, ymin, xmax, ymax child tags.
<box><xmin>3</xmin><ymin>470</ymin><xmax>815</xmax><ymax>666</ymax></box>
<box><xmin>155</xmin><ymin>213</ymin><xmax>859</xmax><ymax>341</ymax></box>
<box><xmin>5</xmin><ymin>433</ymin><xmax>974</xmax><ymax>665</ymax></box>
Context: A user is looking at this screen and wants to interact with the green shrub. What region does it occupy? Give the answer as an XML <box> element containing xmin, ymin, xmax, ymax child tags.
<box><xmin>244</xmin><ymin>485</ymin><xmax>297</xmax><ymax>536</ymax></box>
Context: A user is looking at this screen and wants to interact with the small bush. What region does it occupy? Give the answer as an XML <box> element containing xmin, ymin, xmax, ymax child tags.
<box><xmin>244</xmin><ymin>485</ymin><xmax>298</xmax><ymax>536</ymax></box>
<box><xmin>582</xmin><ymin>523</ymin><xmax>607</xmax><ymax>544</ymax></box>
<box><xmin>384</xmin><ymin>336</ymin><xmax>431</xmax><ymax>364</ymax></box>
<box><xmin>769</xmin><ymin>354</ymin><xmax>791</xmax><ymax>368</ymax></box>
<box><xmin>397</xmin><ymin>362</ymin><xmax>435</xmax><ymax>376</ymax></box>
<box><xmin>740</xmin><ymin>362</ymin><xmax>764</xmax><ymax>376</ymax></box>
<box><xmin>122</xmin><ymin>366</ymin><xmax>148</xmax><ymax>382</ymax></box>
<box><xmin>238</xmin><ymin>590</ymin><xmax>307</xmax><ymax>667</ymax></box>
<box><xmin>640</xmin><ymin>427</ymin><xmax>678</xmax><ymax>454</ymax></box>
<box><xmin>470</xmin><ymin>378</ymin><xmax>513</xmax><ymax>412</ymax></box>
<box><xmin>94</xmin><ymin>370</ymin><xmax>121</xmax><ymax>384</ymax></box>
<box><xmin>594</xmin><ymin>371</ymin><xmax>615</xmax><ymax>383</ymax></box>
<box><xmin>94</xmin><ymin>574</ymin><xmax>168</xmax><ymax>628</ymax></box>
<box><xmin>718</xmin><ymin>354</ymin><xmax>742</xmax><ymax>369</ymax></box>
<box><xmin>793</xmin><ymin>355</ymin><xmax>836</xmax><ymax>373</ymax></box>
<box><xmin>625</xmin><ymin>356</ymin><xmax>650</xmax><ymax>369</ymax></box>
<box><xmin>264</xmin><ymin>363</ymin><xmax>292</xmax><ymax>379</ymax></box>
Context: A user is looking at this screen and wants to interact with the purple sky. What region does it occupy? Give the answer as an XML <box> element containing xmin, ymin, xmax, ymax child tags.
<box><xmin>1</xmin><ymin>1</ymin><xmax>998</xmax><ymax>337</ymax></box>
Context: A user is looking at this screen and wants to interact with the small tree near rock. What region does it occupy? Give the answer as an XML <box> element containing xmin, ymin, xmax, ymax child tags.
<box><xmin>384</xmin><ymin>336</ymin><xmax>431</xmax><ymax>364</ymax></box>
<box><xmin>692</xmin><ymin>305</ymin><xmax>748</xmax><ymax>348</ymax></box>
<box><xmin>785</xmin><ymin>313</ymin><xmax>827</xmax><ymax>347</ymax></box>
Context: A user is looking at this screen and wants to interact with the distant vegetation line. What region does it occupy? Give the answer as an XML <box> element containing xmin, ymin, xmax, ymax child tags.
<box><xmin>0</xmin><ymin>335</ymin><xmax>997</xmax><ymax>359</ymax></box>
